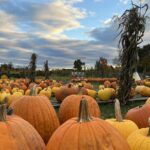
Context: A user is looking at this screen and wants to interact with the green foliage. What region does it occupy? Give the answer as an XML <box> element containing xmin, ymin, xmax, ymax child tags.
<box><xmin>44</xmin><ymin>60</ymin><xmax>49</xmax><ymax>79</ymax></box>
<box><xmin>138</xmin><ymin>44</ymin><xmax>150</xmax><ymax>73</ymax></box>
<box><xmin>29</xmin><ymin>53</ymin><xmax>37</xmax><ymax>82</ymax></box>
<box><xmin>73</xmin><ymin>59</ymin><xmax>85</xmax><ymax>71</ymax></box>
<box><xmin>95</xmin><ymin>57</ymin><xmax>116</xmax><ymax>77</ymax></box>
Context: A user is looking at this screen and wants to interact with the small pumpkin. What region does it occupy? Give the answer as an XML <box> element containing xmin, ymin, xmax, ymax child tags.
<box><xmin>104</xmin><ymin>80</ymin><xmax>111</xmax><ymax>88</ymax></box>
<box><xmin>39</xmin><ymin>87</ymin><xmax>51</xmax><ymax>99</ymax></box>
<box><xmin>46</xmin><ymin>99</ymin><xmax>130</xmax><ymax>150</ymax></box>
<box><xmin>55</xmin><ymin>84</ymin><xmax>78</xmax><ymax>103</ymax></box>
<box><xmin>106</xmin><ymin>99</ymin><xmax>138</xmax><ymax>139</ymax></box>
<box><xmin>140</xmin><ymin>86</ymin><xmax>150</xmax><ymax>97</ymax></box>
<box><xmin>145</xmin><ymin>97</ymin><xmax>150</xmax><ymax>104</ymax></box>
<box><xmin>144</xmin><ymin>80</ymin><xmax>150</xmax><ymax>87</ymax></box>
<box><xmin>98</xmin><ymin>88</ymin><xmax>114</xmax><ymax>101</ymax></box>
<box><xmin>87</xmin><ymin>89</ymin><xmax>97</xmax><ymax>98</ymax></box>
<box><xmin>51</xmin><ymin>86</ymin><xmax>60</xmax><ymax>96</ymax></box>
<box><xmin>135</xmin><ymin>85</ymin><xmax>145</xmax><ymax>94</ymax></box>
<box><xmin>7</xmin><ymin>92</ymin><xmax>23</xmax><ymax>106</ymax></box>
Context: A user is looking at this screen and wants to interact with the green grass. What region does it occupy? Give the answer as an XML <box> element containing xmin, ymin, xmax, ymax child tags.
<box><xmin>52</xmin><ymin>96</ymin><xmax>145</xmax><ymax>119</ymax></box>
<box><xmin>100</xmin><ymin>101</ymin><xmax>144</xmax><ymax>119</ymax></box>
<box><xmin>50</xmin><ymin>75</ymin><xmax>71</xmax><ymax>83</ymax></box>
<box><xmin>49</xmin><ymin>76</ymin><xmax>146</xmax><ymax>119</ymax></box>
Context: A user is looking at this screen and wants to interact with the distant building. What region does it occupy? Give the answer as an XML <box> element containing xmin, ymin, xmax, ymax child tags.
<box><xmin>71</xmin><ymin>71</ymin><xmax>85</xmax><ymax>78</ymax></box>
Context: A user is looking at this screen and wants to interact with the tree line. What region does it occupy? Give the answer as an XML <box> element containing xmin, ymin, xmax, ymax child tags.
<box><xmin>0</xmin><ymin>43</ymin><xmax>150</xmax><ymax>80</ymax></box>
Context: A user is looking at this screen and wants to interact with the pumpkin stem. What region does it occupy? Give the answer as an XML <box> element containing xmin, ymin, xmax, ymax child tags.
<box><xmin>77</xmin><ymin>85</ymin><xmax>84</xmax><ymax>95</ymax></box>
<box><xmin>0</xmin><ymin>104</ymin><xmax>7</xmax><ymax>122</ymax></box>
<box><xmin>147</xmin><ymin>118</ymin><xmax>150</xmax><ymax>136</ymax></box>
<box><xmin>115</xmin><ymin>99</ymin><xmax>123</xmax><ymax>122</ymax></box>
<box><xmin>78</xmin><ymin>98</ymin><xmax>92</xmax><ymax>123</ymax></box>
<box><xmin>29</xmin><ymin>84</ymin><xmax>37</xmax><ymax>96</ymax></box>
<box><xmin>68</xmin><ymin>83</ymin><xmax>72</xmax><ymax>88</ymax></box>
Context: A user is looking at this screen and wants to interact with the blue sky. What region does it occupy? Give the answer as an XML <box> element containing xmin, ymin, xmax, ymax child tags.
<box><xmin>0</xmin><ymin>0</ymin><xmax>149</xmax><ymax>69</ymax></box>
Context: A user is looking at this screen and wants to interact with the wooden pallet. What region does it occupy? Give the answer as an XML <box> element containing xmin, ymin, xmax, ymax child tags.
<box><xmin>51</xmin><ymin>96</ymin><xmax>149</xmax><ymax>108</ymax></box>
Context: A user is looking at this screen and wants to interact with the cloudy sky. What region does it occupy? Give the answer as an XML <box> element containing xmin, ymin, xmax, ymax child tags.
<box><xmin>0</xmin><ymin>0</ymin><xmax>149</xmax><ymax>69</ymax></box>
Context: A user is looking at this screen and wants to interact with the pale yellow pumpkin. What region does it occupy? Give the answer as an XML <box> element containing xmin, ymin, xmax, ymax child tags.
<box><xmin>127</xmin><ymin>118</ymin><xmax>150</xmax><ymax>150</ymax></box>
<box><xmin>145</xmin><ymin>98</ymin><xmax>150</xmax><ymax>105</ymax></box>
<box><xmin>98</xmin><ymin>88</ymin><xmax>113</xmax><ymax>101</ymax></box>
<box><xmin>87</xmin><ymin>89</ymin><xmax>97</xmax><ymax>98</ymax></box>
<box><xmin>52</xmin><ymin>87</ymin><xmax>60</xmax><ymax>95</ymax></box>
<box><xmin>0</xmin><ymin>92</ymin><xmax>10</xmax><ymax>102</ymax></box>
<box><xmin>106</xmin><ymin>99</ymin><xmax>138</xmax><ymax>139</ymax></box>
<box><xmin>39</xmin><ymin>88</ymin><xmax>51</xmax><ymax>99</ymax></box>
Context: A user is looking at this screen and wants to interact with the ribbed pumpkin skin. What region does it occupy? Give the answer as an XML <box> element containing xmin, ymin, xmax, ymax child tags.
<box><xmin>127</xmin><ymin>128</ymin><xmax>150</xmax><ymax>150</ymax></box>
<box><xmin>125</xmin><ymin>104</ymin><xmax>150</xmax><ymax>128</ymax></box>
<box><xmin>106</xmin><ymin>119</ymin><xmax>139</xmax><ymax>139</ymax></box>
<box><xmin>55</xmin><ymin>86</ymin><xmax>78</xmax><ymax>103</ymax></box>
<box><xmin>0</xmin><ymin>115</ymin><xmax>45</xmax><ymax>150</ymax></box>
<box><xmin>46</xmin><ymin>117</ymin><xmax>130</xmax><ymax>150</ymax></box>
<box><xmin>59</xmin><ymin>95</ymin><xmax>100</xmax><ymax>124</ymax></box>
<box><xmin>10</xmin><ymin>96</ymin><xmax>60</xmax><ymax>144</ymax></box>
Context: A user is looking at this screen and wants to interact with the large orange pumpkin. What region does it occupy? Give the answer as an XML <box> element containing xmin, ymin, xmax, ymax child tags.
<box><xmin>10</xmin><ymin>91</ymin><xmax>60</xmax><ymax>144</ymax></box>
<box><xmin>0</xmin><ymin>104</ymin><xmax>45</xmax><ymax>150</ymax></box>
<box><xmin>125</xmin><ymin>104</ymin><xmax>150</xmax><ymax>128</ymax></box>
<box><xmin>59</xmin><ymin>95</ymin><xmax>100</xmax><ymax>124</ymax></box>
<box><xmin>46</xmin><ymin>99</ymin><xmax>130</xmax><ymax>150</ymax></box>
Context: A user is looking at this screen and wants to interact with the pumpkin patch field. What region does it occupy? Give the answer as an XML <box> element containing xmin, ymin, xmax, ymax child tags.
<box><xmin>0</xmin><ymin>77</ymin><xmax>149</xmax><ymax>149</ymax></box>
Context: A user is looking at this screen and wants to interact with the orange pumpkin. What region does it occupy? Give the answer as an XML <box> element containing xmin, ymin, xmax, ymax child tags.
<box><xmin>55</xmin><ymin>84</ymin><xmax>78</xmax><ymax>103</ymax></box>
<box><xmin>10</xmin><ymin>89</ymin><xmax>60</xmax><ymax>144</ymax></box>
<box><xmin>104</xmin><ymin>80</ymin><xmax>111</xmax><ymax>88</ymax></box>
<box><xmin>46</xmin><ymin>99</ymin><xmax>130</xmax><ymax>150</ymax></box>
<box><xmin>140</xmin><ymin>86</ymin><xmax>150</xmax><ymax>97</ymax></box>
<box><xmin>0</xmin><ymin>104</ymin><xmax>45</xmax><ymax>150</ymax></box>
<box><xmin>125</xmin><ymin>104</ymin><xmax>150</xmax><ymax>128</ymax></box>
<box><xmin>59</xmin><ymin>94</ymin><xmax>100</xmax><ymax>124</ymax></box>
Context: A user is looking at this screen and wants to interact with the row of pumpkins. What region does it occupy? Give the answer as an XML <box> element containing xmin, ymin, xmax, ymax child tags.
<box><xmin>0</xmin><ymin>78</ymin><xmax>116</xmax><ymax>103</ymax></box>
<box><xmin>1</xmin><ymin>80</ymin><xmax>150</xmax><ymax>150</ymax></box>
<box><xmin>0</xmin><ymin>78</ymin><xmax>150</xmax><ymax>106</ymax></box>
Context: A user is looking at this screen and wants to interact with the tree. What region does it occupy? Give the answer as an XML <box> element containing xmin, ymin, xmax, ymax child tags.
<box><xmin>44</xmin><ymin>60</ymin><xmax>49</xmax><ymax>79</ymax></box>
<box><xmin>29</xmin><ymin>53</ymin><xmax>37</xmax><ymax>82</ymax></box>
<box><xmin>138</xmin><ymin>44</ymin><xmax>150</xmax><ymax>73</ymax></box>
<box><xmin>118</xmin><ymin>1</ymin><xmax>148</xmax><ymax>104</ymax></box>
<box><xmin>113</xmin><ymin>57</ymin><xmax>121</xmax><ymax>66</ymax></box>
<box><xmin>95</xmin><ymin>57</ymin><xmax>108</xmax><ymax>77</ymax></box>
<box><xmin>73</xmin><ymin>59</ymin><xmax>85</xmax><ymax>71</ymax></box>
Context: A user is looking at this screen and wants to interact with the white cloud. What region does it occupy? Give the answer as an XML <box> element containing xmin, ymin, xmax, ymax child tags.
<box><xmin>120</xmin><ymin>0</ymin><xmax>149</xmax><ymax>5</ymax></box>
<box><xmin>0</xmin><ymin>30</ymin><xmax>118</xmax><ymax>68</ymax></box>
<box><xmin>93</xmin><ymin>0</ymin><xmax>103</xmax><ymax>2</ymax></box>
<box><xmin>119</xmin><ymin>0</ymin><xmax>129</xmax><ymax>4</ymax></box>
<box><xmin>103</xmin><ymin>18</ymin><xmax>112</xmax><ymax>26</ymax></box>
<box><xmin>0</xmin><ymin>10</ymin><xmax>18</xmax><ymax>32</ymax></box>
<box><xmin>0</xmin><ymin>0</ymin><xmax>86</xmax><ymax>40</ymax></box>
<box><xmin>0</xmin><ymin>0</ymin><xmax>149</xmax><ymax>68</ymax></box>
